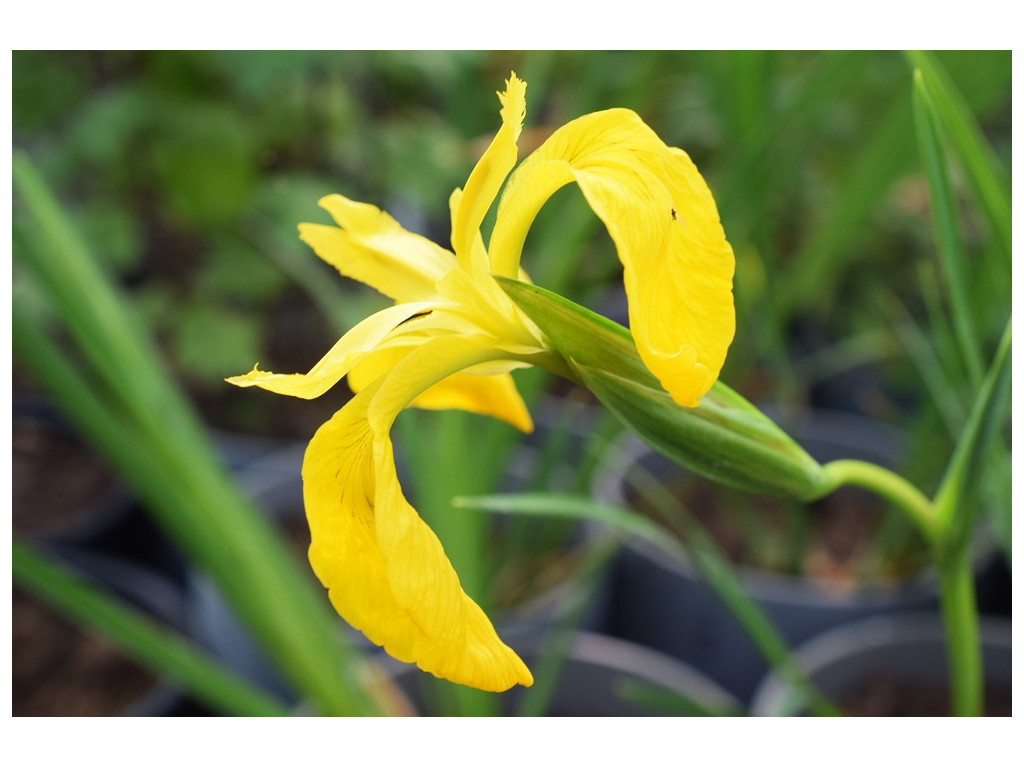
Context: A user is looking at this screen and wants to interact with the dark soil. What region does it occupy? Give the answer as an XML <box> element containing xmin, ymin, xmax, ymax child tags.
<box><xmin>12</xmin><ymin>420</ymin><xmax>119</xmax><ymax>539</ymax></box>
<box><xmin>13</xmin><ymin>587</ymin><xmax>159</xmax><ymax>716</ymax></box>
<box><xmin>840</xmin><ymin>677</ymin><xmax>1012</xmax><ymax>716</ymax></box>
<box><xmin>628</xmin><ymin>477</ymin><xmax>929</xmax><ymax>590</ymax></box>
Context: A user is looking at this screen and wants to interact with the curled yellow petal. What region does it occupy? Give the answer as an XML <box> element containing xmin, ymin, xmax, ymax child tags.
<box><xmin>489</xmin><ymin>108</ymin><xmax>735</xmax><ymax>406</ymax></box>
<box><xmin>303</xmin><ymin>338</ymin><xmax>534</xmax><ymax>691</ymax></box>
<box><xmin>299</xmin><ymin>194</ymin><xmax>454</xmax><ymax>302</ymax></box>
<box><xmin>225</xmin><ymin>302</ymin><xmax>436</xmax><ymax>399</ymax></box>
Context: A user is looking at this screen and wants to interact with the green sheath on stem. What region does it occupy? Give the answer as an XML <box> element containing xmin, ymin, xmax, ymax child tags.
<box><xmin>498</xmin><ymin>277</ymin><xmax>829</xmax><ymax>501</ymax></box>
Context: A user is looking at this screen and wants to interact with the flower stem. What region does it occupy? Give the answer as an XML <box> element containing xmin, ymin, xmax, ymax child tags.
<box><xmin>938</xmin><ymin>551</ymin><xmax>983</xmax><ymax>716</ymax></box>
<box><xmin>820</xmin><ymin>459</ymin><xmax>939</xmax><ymax>543</ymax></box>
<box><xmin>822</xmin><ymin>458</ymin><xmax>984</xmax><ymax>716</ymax></box>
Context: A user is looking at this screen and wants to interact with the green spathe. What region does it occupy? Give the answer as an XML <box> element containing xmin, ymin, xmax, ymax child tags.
<box><xmin>498</xmin><ymin>277</ymin><xmax>829</xmax><ymax>500</ymax></box>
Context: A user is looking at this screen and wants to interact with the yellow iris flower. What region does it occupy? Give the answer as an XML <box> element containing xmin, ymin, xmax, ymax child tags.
<box><xmin>228</xmin><ymin>73</ymin><xmax>734</xmax><ymax>692</ymax></box>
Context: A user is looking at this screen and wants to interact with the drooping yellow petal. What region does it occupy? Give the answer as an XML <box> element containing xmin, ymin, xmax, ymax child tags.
<box><xmin>303</xmin><ymin>337</ymin><xmax>534</xmax><ymax>691</ymax></box>
<box><xmin>225</xmin><ymin>302</ymin><xmax>436</xmax><ymax>399</ymax></box>
<box><xmin>489</xmin><ymin>108</ymin><xmax>735</xmax><ymax>407</ymax></box>
<box><xmin>299</xmin><ymin>194</ymin><xmax>454</xmax><ymax>302</ymax></box>
<box><xmin>348</xmin><ymin>345</ymin><xmax>533</xmax><ymax>432</ymax></box>
<box><xmin>450</xmin><ymin>72</ymin><xmax>527</xmax><ymax>272</ymax></box>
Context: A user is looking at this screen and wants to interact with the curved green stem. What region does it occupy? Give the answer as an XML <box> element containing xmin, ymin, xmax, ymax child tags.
<box><xmin>820</xmin><ymin>459</ymin><xmax>939</xmax><ymax>543</ymax></box>
<box><xmin>821</xmin><ymin>458</ymin><xmax>985</xmax><ymax>715</ymax></box>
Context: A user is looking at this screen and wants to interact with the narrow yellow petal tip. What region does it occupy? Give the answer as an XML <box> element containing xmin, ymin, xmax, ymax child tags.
<box><xmin>225</xmin><ymin>363</ymin><xmax>265</xmax><ymax>387</ymax></box>
<box><xmin>499</xmin><ymin>72</ymin><xmax>527</xmax><ymax>143</ymax></box>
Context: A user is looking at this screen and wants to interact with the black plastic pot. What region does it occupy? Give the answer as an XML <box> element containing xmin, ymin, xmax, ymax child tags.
<box><xmin>14</xmin><ymin>548</ymin><xmax>191</xmax><ymax>717</ymax></box>
<box><xmin>593</xmin><ymin>409</ymin><xmax>965</xmax><ymax>704</ymax></box>
<box><xmin>13</xmin><ymin>399</ymin><xmax>299</xmax><ymax>587</ymax></box>
<box><xmin>13</xmin><ymin>399</ymin><xmax>138</xmax><ymax>548</ymax></box>
<box><xmin>750</xmin><ymin>615</ymin><xmax>1012</xmax><ymax>716</ymax></box>
<box><xmin>379</xmin><ymin>629</ymin><xmax>742</xmax><ymax>716</ymax></box>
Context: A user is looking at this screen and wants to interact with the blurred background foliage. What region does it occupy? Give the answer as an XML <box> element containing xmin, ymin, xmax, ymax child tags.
<box><xmin>12</xmin><ymin>50</ymin><xmax>1011</xmax><ymax>716</ymax></box>
<box><xmin>14</xmin><ymin>50</ymin><xmax>1011</xmax><ymax>476</ymax></box>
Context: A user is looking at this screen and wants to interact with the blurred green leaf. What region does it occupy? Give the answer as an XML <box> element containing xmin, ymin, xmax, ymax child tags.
<box><xmin>13</xmin><ymin>151</ymin><xmax>382</xmax><ymax>716</ymax></box>
<box><xmin>455</xmin><ymin>493</ymin><xmax>685</xmax><ymax>561</ymax></box>
<box><xmin>935</xmin><ymin>322</ymin><xmax>1011</xmax><ymax>555</ymax></box>
<box><xmin>882</xmin><ymin>292</ymin><xmax>965</xmax><ymax>438</ymax></box>
<box><xmin>906</xmin><ymin>51</ymin><xmax>1011</xmax><ymax>267</ymax></box>
<box><xmin>912</xmin><ymin>69</ymin><xmax>983</xmax><ymax>387</ymax></box>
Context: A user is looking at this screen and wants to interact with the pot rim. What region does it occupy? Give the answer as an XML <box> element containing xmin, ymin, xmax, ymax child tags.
<box><xmin>749</xmin><ymin>613</ymin><xmax>1013</xmax><ymax>716</ymax></box>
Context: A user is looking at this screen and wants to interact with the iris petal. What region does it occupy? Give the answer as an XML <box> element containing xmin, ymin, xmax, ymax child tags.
<box><xmin>303</xmin><ymin>337</ymin><xmax>534</xmax><ymax>691</ymax></box>
<box><xmin>489</xmin><ymin>108</ymin><xmax>735</xmax><ymax>407</ymax></box>
<box><xmin>231</xmin><ymin>74</ymin><xmax>735</xmax><ymax>694</ymax></box>
<box><xmin>226</xmin><ymin>302</ymin><xmax>436</xmax><ymax>399</ymax></box>
<box><xmin>299</xmin><ymin>194</ymin><xmax>454</xmax><ymax>302</ymax></box>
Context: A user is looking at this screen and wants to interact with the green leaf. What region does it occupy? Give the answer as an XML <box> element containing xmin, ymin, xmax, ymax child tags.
<box><xmin>935</xmin><ymin>321</ymin><xmax>1011</xmax><ymax>555</ymax></box>
<box><xmin>912</xmin><ymin>69</ymin><xmax>983</xmax><ymax>388</ymax></box>
<box><xmin>455</xmin><ymin>492</ymin><xmax>688</xmax><ymax>562</ymax></box>
<box><xmin>13</xmin><ymin>152</ymin><xmax>381</xmax><ymax>716</ymax></box>
<box><xmin>13</xmin><ymin>539</ymin><xmax>290</xmax><ymax>717</ymax></box>
<box><xmin>906</xmin><ymin>51</ymin><xmax>1011</xmax><ymax>268</ymax></box>
<box><xmin>881</xmin><ymin>290</ymin><xmax>965</xmax><ymax>438</ymax></box>
<box><xmin>497</xmin><ymin>277</ymin><xmax>828</xmax><ymax>500</ymax></box>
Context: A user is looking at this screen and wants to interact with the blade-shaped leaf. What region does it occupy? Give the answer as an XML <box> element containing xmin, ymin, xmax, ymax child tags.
<box><xmin>935</xmin><ymin>321</ymin><xmax>1011</xmax><ymax>554</ymax></box>
<box><xmin>455</xmin><ymin>492</ymin><xmax>688</xmax><ymax>561</ymax></box>
<box><xmin>13</xmin><ymin>153</ymin><xmax>380</xmax><ymax>716</ymax></box>
<box><xmin>912</xmin><ymin>69</ymin><xmax>984</xmax><ymax>387</ymax></box>
<box><xmin>906</xmin><ymin>51</ymin><xmax>1011</xmax><ymax>267</ymax></box>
